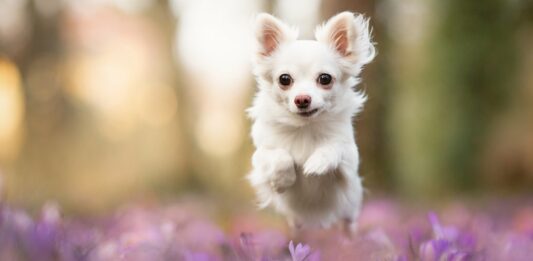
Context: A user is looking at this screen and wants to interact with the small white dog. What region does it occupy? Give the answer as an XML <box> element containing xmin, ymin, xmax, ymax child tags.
<box><xmin>247</xmin><ymin>12</ymin><xmax>376</xmax><ymax>232</ymax></box>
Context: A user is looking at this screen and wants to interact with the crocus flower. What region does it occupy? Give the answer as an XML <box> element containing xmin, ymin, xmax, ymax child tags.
<box><xmin>288</xmin><ymin>241</ymin><xmax>319</xmax><ymax>261</ymax></box>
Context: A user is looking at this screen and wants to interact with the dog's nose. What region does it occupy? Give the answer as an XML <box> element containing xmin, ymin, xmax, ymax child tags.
<box><xmin>294</xmin><ymin>95</ymin><xmax>311</xmax><ymax>109</ymax></box>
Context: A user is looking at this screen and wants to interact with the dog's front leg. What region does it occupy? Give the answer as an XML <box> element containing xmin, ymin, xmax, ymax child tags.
<box><xmin>252</xmin><ymin>147</ymin><xmax>296</xmax><ymax>193</ymax></box>
<box><xmin>303</xmin><ymin>144</ymin><xmax>343</xmax><ymax>176</ymax></box>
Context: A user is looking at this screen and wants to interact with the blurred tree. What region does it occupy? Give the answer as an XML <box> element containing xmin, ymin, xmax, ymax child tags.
<box><xmin>389</xmin><ymin>0</ymin><xmax>521</xmax><ymax>198</ymax></box>
<box><xmin>7</xmin><ymin>0</ymin><xmax>70</xmax><ymax>208</ymax></box>
<box><xmin>0</xmin><ymin>59</ymin><xmax>25</xmax><ymax>166</ymax></box>
<box><xmin>478</xmin><ymin>0</ymin><xmax>533</xmax><ymax>191</ymax></box>
<box><xmin>4</xmin><ymin>1</ymin><xmax>191</xmax><ymax>212</ymax></box>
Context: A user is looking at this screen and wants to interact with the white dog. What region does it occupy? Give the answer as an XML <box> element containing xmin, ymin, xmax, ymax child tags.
<box><xmin>247</xmin><ymin>12</ymin><xmax>376</xmax><ymax>232</ymax></box>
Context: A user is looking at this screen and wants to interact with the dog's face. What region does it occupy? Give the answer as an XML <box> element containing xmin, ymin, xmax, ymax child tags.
<box><xmin>268</xmin><ymin>41</ymin><xmax>341</xmax><ymax>117</ymax></box>
<box><xmin>253</xmin><ymin>12</ymin><xmax>375</xmax><ymax>119</ymax></box>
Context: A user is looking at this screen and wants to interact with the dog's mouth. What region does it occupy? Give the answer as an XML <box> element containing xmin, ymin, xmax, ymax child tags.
<box><xmin>297</xmin><ymin>108</ymin><xmax>319</xmax><ymax>117</ymax></box>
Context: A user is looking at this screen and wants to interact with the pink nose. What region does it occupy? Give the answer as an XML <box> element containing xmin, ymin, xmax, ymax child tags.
<box><xmin>294</xmin><ymin>95</ymin><xmax>311</xmax><ymax>109</ymax></box>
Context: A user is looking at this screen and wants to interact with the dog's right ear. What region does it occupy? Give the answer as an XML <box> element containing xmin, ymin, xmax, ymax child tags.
<box><xmin>255</xmin><ymin>13</ymin><xmax>298</xmax><ymax>59</ymax></box>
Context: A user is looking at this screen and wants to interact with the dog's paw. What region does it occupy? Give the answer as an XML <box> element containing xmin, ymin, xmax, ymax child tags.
<box><xmin>254</xmin><ymin>148</ymin><xmax>297</xmax><ymax>193</ymax></box>
<box><xmin>269</xmin><ymin>166</ymin><xmax>296</xmax><ymax>193</ymax></box>
<box><xmin>303</xmin><ymin>149</ymin><xmax>340</xmax><ymax>176</ymax></box>
<box><xmin>253</xmin><ymin>148</ymin><xmax>294</xmax><ymax>173</ymax></box>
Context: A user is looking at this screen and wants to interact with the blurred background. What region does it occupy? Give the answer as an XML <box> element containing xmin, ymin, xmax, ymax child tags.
<box><xmin>0</xmin><ymin>0</ymin><xmax>532</xmax><ymax>215</ymax></box>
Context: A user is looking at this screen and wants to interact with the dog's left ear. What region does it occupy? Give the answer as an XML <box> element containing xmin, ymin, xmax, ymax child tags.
<box><xmin>316</xmin><ymin>12</ymin><xmax>376</xmax><ymax>74</ymax></box>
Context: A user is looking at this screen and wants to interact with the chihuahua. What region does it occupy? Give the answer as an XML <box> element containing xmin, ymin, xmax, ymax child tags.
<box><xmin>247</xmin><ymin>12</ymin><xmax>376</xmax><ymax>233</ymax></box>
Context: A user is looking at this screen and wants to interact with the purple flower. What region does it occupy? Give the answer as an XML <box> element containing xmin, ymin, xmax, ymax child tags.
<box><xmin>418</xmin><ymin>212</ymin><xmax>482</xmax><ymax>260</ymax></box>
<box><xmin>419</xmin><ymin>239</ymin><xmax>452</xmax><ymax>261</ymax></box>
<box><xmin>183</xmin><ymin>251</ymin><xmax>220</xmax><ymax>261</ymax></box>
<box><xmin>442</xmin><ymin>251</ymin><xmax>471</xmax><ymax>261</ymax></box>
<box><xmin>428</xmin><ymin>212</ymin><xmax>459</xmax><ymax>240</ymax></box>
<box><xmin>22</xmin><ymin>203</ymin><xmax>62</xmax><ymax>260</ymax></box>
<box><xmin>395</xmin><ymin>255</ymin><xmax>408</xmax><ymax>261</ymax></box>
<box><xmin>234</xmin><ymin>232</ymin><xmax>262</xmax><ymax>260</ymax></box>
<box><xmin>288</xmin><ymin>241</ymin><xmax>319</xmax><ymax>261</ymax></box>
<box><xmin>57</xmin><ymin>225</ymin><xmax>98</xmax><ymax>261</ymax></box>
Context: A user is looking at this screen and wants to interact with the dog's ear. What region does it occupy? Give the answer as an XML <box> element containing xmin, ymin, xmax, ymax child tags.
<box><xmin>255</xmin><ymin>13</ymin><xmax>298</xmax><ymax>58</ymax></box>
<box><xmin>316</xmin><ymin>12</ymin><xmax>375</xmax><ymax>73</ymax></box>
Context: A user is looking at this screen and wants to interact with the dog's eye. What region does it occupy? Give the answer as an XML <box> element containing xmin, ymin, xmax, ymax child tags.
<box><xmin>317</xmin><ymin>73</ymin><xmax>333</xmax><ymax>86</ymax></box>
<box><xmin>278</xmin><ymin>74</ymin><xmax>293</xmax><ymax>88</ymax></box>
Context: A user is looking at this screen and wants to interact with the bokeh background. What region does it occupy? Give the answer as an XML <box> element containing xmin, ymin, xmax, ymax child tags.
<box><xmin>0</xmin><ymin>0</ymin><xmax>532</xmax><ymax>216</ymax></box>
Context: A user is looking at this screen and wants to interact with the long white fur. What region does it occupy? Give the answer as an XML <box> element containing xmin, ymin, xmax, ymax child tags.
<box><xmin>248</xmin><ymin>12</ymin><xmax>376</xmax><ymax>228</ymax></box>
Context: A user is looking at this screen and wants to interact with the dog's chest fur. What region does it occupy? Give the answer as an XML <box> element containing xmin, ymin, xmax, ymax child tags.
<box><xmin>275</xmin><ymin>123</ymin><xmax>348</xmax><ymax>209</ymax></box>
<box><xmin>270</xmin><ymin>122</ymin><xmax>333</xmax><ymax>165</ymax></box>
<box><xmin>287</xmin><ymin>166</ymin><xmax>346</xmax><ymax>214</ymax></box>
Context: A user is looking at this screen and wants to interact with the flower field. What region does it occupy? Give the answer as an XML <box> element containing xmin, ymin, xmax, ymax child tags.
<box><xmin>1</xmin><ymin>198</ymin><xmax>531</xmax><ymax>261</ymax></box>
